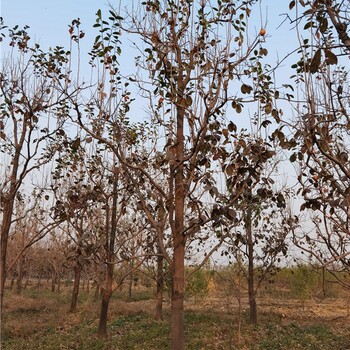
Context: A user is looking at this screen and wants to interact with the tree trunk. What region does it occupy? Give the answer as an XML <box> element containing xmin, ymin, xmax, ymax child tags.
<box><xmin>128</xmin><ymin>269</ymin><xmax>134</xmax><ymax>301</ymax></box>
<box><xmin>170</xmin><ymin>104</ymin><xmax>186</xmax><ymax>350</ymax></box>
<box><xmin>51</xmin><ymin>273</ymin><xmax>56</xmax><ymax>292</ymax></box>
<box><xmin>24</xmin><ymin>266</ymin><xmax>31</xmax><ymax>289</ymax></box>
<box><xmin>171</xmin><ymin>238</ymin><xmax>185</xmax><ymax>350</ymax></box>
<box><xmin>94</xmin><ymin>284</ymin><xmax>100</xmax><ymax>301</ymax></box>
<box><xmin>57</xmin><ymin>275</ymin><xmax>61</xmax><ymax>293</ymax></box>
<box><xmin>69</xmin><ymin>263</ymin><xmax>82</xmax><ymax>312</ymax></box>
<box><xmin>37</xmin><ymin>275</ymin><xmax>41</xmax><ymax>288</ymax></box>
<box><xmin>16</xmin><ymin>269</ymin><xmax>23</xmax><ymax>295</ymax></box>
<box><xmin>155</xmin><ymin>254</ymin><xmax>164</xmax><ymax>321</ymax></box>
<box><xmin>97</xmin><ymin>264</ymin><xmax>113</xmax><ymax>337</ymax></box>
<box><xmin>1</xmin><ymin>198</ymin><xmax>15</xmax><ymax>310</ymax></box>
<box><xmin>246</xmin><ymin>207</ymin><xmax>257</xmax><ymax>324</ymax></box>
<box><xmin>15</xmin><ymin>255</ymin><xmax>25</xmax><ymax>295</ymax></box>
<box><xmin>97</xmin><ymin>176</ymin><xmax>118</xmax><ymax>337</ymax></box>
<box><xmin>24</xmin><ymin>276</ymin><xmax>29</xmax><ymax>289</ymax></box>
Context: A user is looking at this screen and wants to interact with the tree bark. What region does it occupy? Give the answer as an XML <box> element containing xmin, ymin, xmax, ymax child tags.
<box><xmin>15</xmin><ymin>257</ymin><xmax>24</xmax><ymax>295</ymax></box>
<box><xmin>128</xmin><ymin>266</ymin><xmax>134</xmax><ymax>301</ymax></box>
<box><xmin>94</xmin><ymin>284</ymin><xmax>100</xmax><ymax>301</ymax></box>
<box><xmin>51</xmin><ymin>273</ymin><xmax>56</xmax><ymax>293</ymax></box>
<box><xmin>97</xmin><ymin>266</ymin><xmax>113</xmax><ymax>337</ymax></box>
<box><xmin>170</xmin><ymin>102</ymin><xmax>186</xmax><ymax>350</ymax></box>
<box><xmin>37</xmin><ymin>275</ymin><xmax>42</xmax><ymax>289</ymax></box>
<box><xmin>57</xmin><ymin>275</ymin><xmax>61</xmax><ymax>293</ymax></box>
<box><xmin>155</xmin><ymin>254</ymin><xmax>164</xmax><ymax>321</ymax></box>
<box><xmin>1</xmin><ymin>198</ymin><xmax>15</xmax><ymax>309</ymax></box>
<box><xmin>69</xmin><ymin>263</ymin><xmax>82</xmax><ymax>312</ymax></box>
<box><xmin>97</xmin><ymin>176</ymin><xmax>118</xmax><ymax>337</ymax></box>
<box><xmin>171</xmin><ymin>243</ymin><xmax>185</xmax><ymax>350</ymax></box>
<box><xmin>246</xmin><ymin>207</ymin><xmax>257</xmax><ymax>324</ymax></box>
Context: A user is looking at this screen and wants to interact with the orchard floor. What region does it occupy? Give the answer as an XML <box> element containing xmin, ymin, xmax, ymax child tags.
<box><xmin>1</xmin><ymin>288</ymin><xmax>350</xmax><ymax>350</ymax></box>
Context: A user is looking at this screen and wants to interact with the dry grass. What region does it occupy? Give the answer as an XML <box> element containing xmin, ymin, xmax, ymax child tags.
<box><xmin>1</xmin><ymin>287</ymin><xmax>350</xmax><ymax>350</ymax></box>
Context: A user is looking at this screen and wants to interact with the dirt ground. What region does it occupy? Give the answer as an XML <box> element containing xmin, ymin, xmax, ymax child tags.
<box><xmin>2</xmin><ymin>289</ymin><xmax>350</xmax><ymax>350</ymax></box>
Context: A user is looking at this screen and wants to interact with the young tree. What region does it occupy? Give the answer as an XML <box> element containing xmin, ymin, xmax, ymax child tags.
<box><xmin>0</xmin><ymin>21</ymin><xmax>76</xmax><ymax>308</ymax></box>
<box><xmin>5</xmin><ymin>194</ymin><xmax>59</xmax><ymax>294</ymax></box>
<box><xmin>221</xmin><ymin>131</ymin><xmax>290</xmax><ymax>324</ymax></box>
<box><xmin>51</xmin><ymin>140</ymin><xmax>105</xmax><ymax>312</ymax></box>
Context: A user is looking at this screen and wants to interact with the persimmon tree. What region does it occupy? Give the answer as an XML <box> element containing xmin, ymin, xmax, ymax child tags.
<box><xmin>51</xmin><ymin>137</ymin><xmax>106</xmax><ymax>312</ymax></box>
<box><xmin>57</xmin><ymin>13</ymin><xmax>149</xmax><ymax>336</ymax></box>
<box><xmin>51</xmin><ymin>134</ymin><xmax>141</xmax><ymax>329</ymax></box>
<box><xmin>287</xmin><ymin>0</ymin><xmax>350</xmax><ymax>286</ymax></box>
<box><xmin>0</xmin><ymin>21</ymin><xmax>77</xmax><ymax>308</ymax></box>
<box><xmin>219</xmin><ymin>130</ymin><xmax>291</xmax><ymax>324</ymax></box>
<box><xmin>53</xmin><ymin>1</ymin><xmax>281</xmax><ymax>347</ymax></box>
<box><xmin>117</xmin><ymin>2</ymin><xmax>279</xmax><ymax>349</ymax></box>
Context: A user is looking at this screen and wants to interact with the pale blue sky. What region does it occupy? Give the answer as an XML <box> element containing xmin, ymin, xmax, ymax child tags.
<box><xmin>1</xmin><ymin>0</ymin><xmax>300</xmax><ymax>129</ymax></box>
<box><xmin>2</xmin><ymin>0</ymin><xmax>107</xmax><ymax>48</ymax></box>
<box><xmin>1</xmin><ymin>0</ymin><xmax>301</xmax><ymax>151</ymax></box>
<box><xmin>1</xmin><ymin>0</ymin><xmax>298</xmax><ymax>65</ymax></box>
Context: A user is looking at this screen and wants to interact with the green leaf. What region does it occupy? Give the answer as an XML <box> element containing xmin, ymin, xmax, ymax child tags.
<box><xmin>309</xmin><ymin>48</ymin><xmax>321</xmax><ymax>73</ymax></box>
